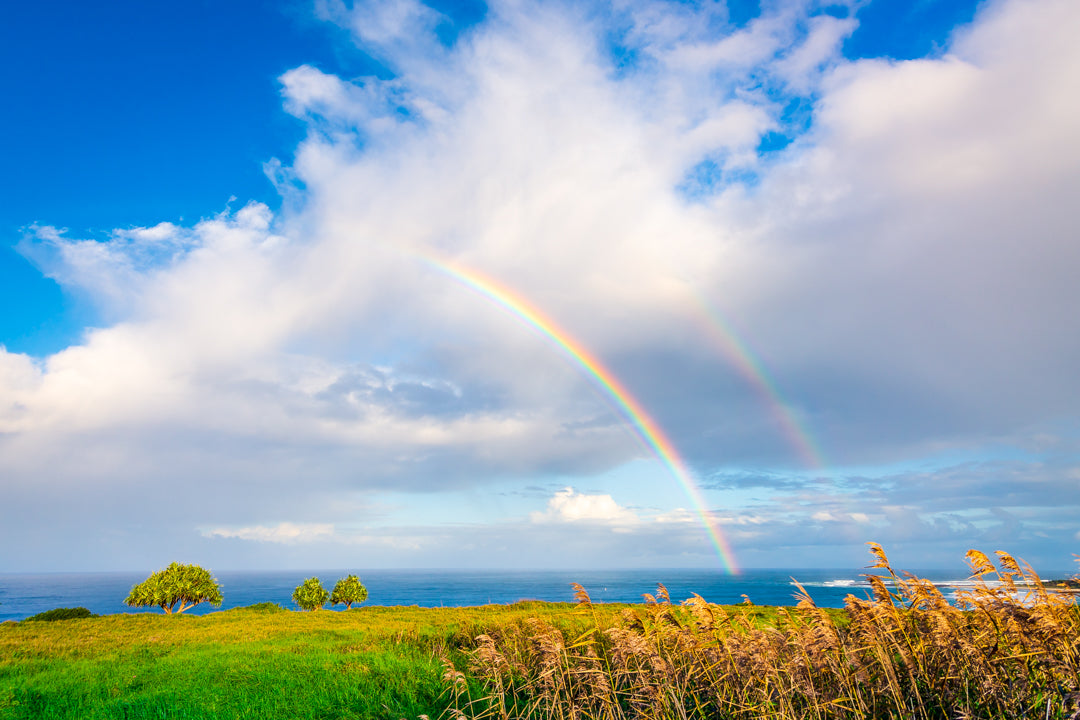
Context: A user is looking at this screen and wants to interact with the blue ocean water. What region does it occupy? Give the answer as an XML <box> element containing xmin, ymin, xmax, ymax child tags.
<box><xmin>0</xmin><ymin>568</ymin><xmax>992</xmax><ymax>621</ymax></box>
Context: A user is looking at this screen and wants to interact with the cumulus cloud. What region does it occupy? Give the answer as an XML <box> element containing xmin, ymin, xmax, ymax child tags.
<box><xmin>530</xmin><ymin>487</ymin><xmax>639</xmax><ymax>525</ymax></box>
<box><xmin>2</xmin><ymin>0</ymin><xmax>1079</xmax><ymax>570</ymax></box>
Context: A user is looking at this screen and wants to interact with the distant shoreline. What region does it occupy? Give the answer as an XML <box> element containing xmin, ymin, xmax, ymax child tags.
<box><xmin>1046</xmin><ymin>579</ymin><xmax>1080</xmax><ymax>594</ymax></box>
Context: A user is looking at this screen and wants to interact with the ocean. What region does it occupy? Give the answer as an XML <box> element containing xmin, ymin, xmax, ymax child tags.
<box><xmin>0</xmin><ymin>567</ymin><xmax>1007</xmax><ymax>621</ymax></box>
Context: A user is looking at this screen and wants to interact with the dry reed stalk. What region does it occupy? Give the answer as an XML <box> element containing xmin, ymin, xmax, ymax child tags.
<box><xmin>446</xmin><ymin>547</ymin><xmax>1079</xmax><ymax>720</ymax></box>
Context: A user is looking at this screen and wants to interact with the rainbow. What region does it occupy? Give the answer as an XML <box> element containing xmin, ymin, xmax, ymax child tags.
<box><xmin>419</xmin><ymin>255</ymin><xmax>740</xmax><ymax>574</ymax></box>
<box><xmin>688</xmin><ymin>294</ymin><xmax>827</xmax><ymax>470</ymax></box>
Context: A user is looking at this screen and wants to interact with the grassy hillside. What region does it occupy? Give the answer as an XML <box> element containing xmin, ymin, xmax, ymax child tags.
<box><xmin>0</xmin><ymin>601</ymin><xmax>608</xmax><ymax>719</ymax></box>
<box><xmin>2</xmin><ymin>550</ymin><xmax>1078</xmax><ymax>720</ymax></box>
<box><xmin>2</xmin><ymin>601</ymin><xmax>785</xmax><ymax>719</ymax></box>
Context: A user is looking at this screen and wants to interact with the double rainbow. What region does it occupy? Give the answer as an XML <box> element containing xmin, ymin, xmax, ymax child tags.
<box><xmin>421</xmin><ymin>255</ymin><xmax>739</xmax><ymax>574</ymax></box>
<box><xmin>689</xmin><ymin>295</ymin><xmax>827</xmax><ymax>469</ymax></box>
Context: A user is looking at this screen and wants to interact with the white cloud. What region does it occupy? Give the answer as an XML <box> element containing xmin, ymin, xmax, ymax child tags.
<box><xmin>202</xmin><ymin>522</ymin><xmax>335</xmax><ymax>544</ymax></box>
<box><xmin>656</xmin><ymin>508</ymin><xmax>696</xmax><ymax>524</ymax></box>
<box><xmin>279</xmin><ymin>65</ymin><xmax>430</xmax><ymax>136</ymax></box>
<box><xmin>773</xmin><ymin>14</ymin><xmax>857</xmax><ymax>93</ymax></box>
<box><xmin>531</xmin><ymin>487</ymin><xmax>639</xmax><ymax>525</ymax></box>
<box><xmin>316</xmin><ymin>0</ymin><xmax>443</xmax><ymax>61</ymax></box>
<box><xmin>124</xmin><ymin>222</ymin><xmax>180</xmax><ymax>243</ymax></box>
<box><xmin>811</xmin><ymin>511</ymin><xmax>871</xmax><ymax>524</ymax></box>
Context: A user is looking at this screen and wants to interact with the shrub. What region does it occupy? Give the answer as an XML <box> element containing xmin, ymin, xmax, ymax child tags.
<box><xmin>330</xmin><ymin>574</ymin><xmax>368</xmax><ymax>609</ymax></box>
<box><xmin>125</xmin><ymin>562</ymin><xmax>223</xmax><ymax>614</ymax></box>
<box><xmin>241</xmin><ymin>602</ymin><xmax>287</xmax><ymax>613</ymax></box>
<box><xmin>292</xmin><ymin>577</ymin><xmax>329</xmax><ymax>611</ymax></box>
<box><xmin>24</xmin><ymin>607</ymin><xmax>97</xmax><ymax>622</ymax></box>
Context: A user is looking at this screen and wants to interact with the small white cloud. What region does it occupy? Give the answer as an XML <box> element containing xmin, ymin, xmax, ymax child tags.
<box><xmin>713</xmin><ymin>513</ymin><xmax>769</xmax><ymax>526</ymax></box>
<box><xmin>812</xmin><ymin>511</ymin><xmax>870</xmax><ymax>524</ymax></box>
<box><xmin>656</xmin><ymin>508</ymin><xmax>697</xmax><ymax>524</ymax></box>
<box><xmin>202</xmin><ymin>522</ymin><xmax>335</xmax><ymax>544</ymax></box>
<box><xmin>122</xmin><ymin>222</ymin><xmax>179</xmax><ymax>242</ymax></box>
<box><xmin>530</xmin><ymin>487</ymin><xmax>638</xmax><ymax>525</ymax></box>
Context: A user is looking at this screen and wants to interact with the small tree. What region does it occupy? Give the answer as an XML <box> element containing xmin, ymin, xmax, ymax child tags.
<box><xmin>125</xmin><ymin>562</ymin><xmax>223</xmax><ymax>614</ymax></box>
<box><xmin>292</xmin><ymin>577</ymin><xmax>329</xmax><ymax>611</ymax></box>
<box><xmin>330</xmin><ymin>574</ymin><xmax>368</xmax><ymax>609</ymax></box>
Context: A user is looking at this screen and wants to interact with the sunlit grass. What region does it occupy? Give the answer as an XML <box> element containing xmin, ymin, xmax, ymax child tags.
<box><xmin>3</xmin><ymin>550</ymin><xmax>1076</xmax><ymax>720</ymax></box>
<box><xmin>0</xmin><ymin>601</ymin><xmax>657</xmax><ymax>719</ymax></box>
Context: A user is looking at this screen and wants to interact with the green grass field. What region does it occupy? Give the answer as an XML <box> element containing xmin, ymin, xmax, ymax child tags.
<box><xmin>0</xmin><ymin>600</ymin><xmax>791</xmax><ymax>720</ymax></box>
<box><xmin>3</xmin><ymin>555</ymin><xmax>1078</xmax><ymax>720</ymax></box>
<box><xmin>0</xmin><ymin>602</ymin><xmax>539</xmax><ymax>719</ymax></box>
<box><xmin>0</xmin><ymin>601</ymin><xmax>712</xmax><ymax>720</ymax></box>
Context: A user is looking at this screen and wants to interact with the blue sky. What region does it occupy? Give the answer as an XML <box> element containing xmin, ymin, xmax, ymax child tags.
<box><xmin>2</xmin><ymin>0</ymin><xmax>1078</xmax><ymax>574</ymax></box>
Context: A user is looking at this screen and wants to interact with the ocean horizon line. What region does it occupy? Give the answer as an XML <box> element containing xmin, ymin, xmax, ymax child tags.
<box><xmin>5</xmin><ymin>566</ymin><xmax>1071</xmax><ymax>623</ymax></box>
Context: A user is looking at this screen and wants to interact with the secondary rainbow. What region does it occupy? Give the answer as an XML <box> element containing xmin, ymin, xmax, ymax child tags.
<box><xmin>420</xmin><ymin>255</ymin><xmax>739</xmax><ymax>574</ymax></box>
<box><xmin>689</xmin><ymin>295</ymin><xmax>827</xmax><ymax>469</ymax></box>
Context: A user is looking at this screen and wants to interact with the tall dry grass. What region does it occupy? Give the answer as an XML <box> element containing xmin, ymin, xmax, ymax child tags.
<box><xmin>443</xmin><ymin>546</ymin><xmax>1080</xmax><ymax>720</ymax></box>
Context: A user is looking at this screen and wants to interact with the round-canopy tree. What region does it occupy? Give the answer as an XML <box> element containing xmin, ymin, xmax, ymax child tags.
<box><xmin>292</xmin><ymin>577</ymin><xmax>329</xmax><ymax>611</ymax></box>
<box><xmin>125</xmin><ymin>562</ymin><xmax>223</xmax><ymax>614</ymax></box>
<box><xmin>330</xmin><ymin>574</ymin><xmax>368</xmax><ymax>609</ymax></box>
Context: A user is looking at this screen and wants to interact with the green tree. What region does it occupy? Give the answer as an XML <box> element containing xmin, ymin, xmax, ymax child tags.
<box><xmin>124</xmin><ymin>562</ymin><xmax>223</xmax><ymax>614</ymax></box>
<box><xmin>292</xmin><ymin>577</ymin><xmax>329</xmax><ymax>611</ymax></box>
<box><xmin>330</xmin><ymin>574</ymin><xmax>368</xmax><ymax>609</ymax></box>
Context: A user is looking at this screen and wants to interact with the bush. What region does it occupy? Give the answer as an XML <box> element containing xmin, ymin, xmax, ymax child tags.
<box><xmin>330</xmin><ymin>574</ymin><xmax>369</xmax><ymax>609</ymax></box>
<box><xmin>292</xmin><ymin>577</ymin><xmax>329</xmax><ymax>611</ymax></box>
<box><xmin>241</xmin><ymin>602</ymin><xmax>287</xmax><ymax>613</ymax></box>
<box><xmin>24</xmin><ymin>607</ymin><xmax>96</xmax><ymax>622</ymax></box>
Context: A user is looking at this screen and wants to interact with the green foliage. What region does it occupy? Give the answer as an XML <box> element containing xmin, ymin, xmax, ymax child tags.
<box><xmin>124</xmin><ymin>562</ymin><xmax>223</xmax><ymax>615</ymax></box>
<box><xmin>23</xmin><ymin>607</ymin><xmax>97</xmax><ymax>622</ymax></box>
<box><xmin>330</xmin><ymin>574</ymin><xmax>369</xmax><ymax>609</ymax></box>
<box><xmin>291</xmin><ymin>577</ymin><xmax>329</xmax><ymax>611</ymax></box>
